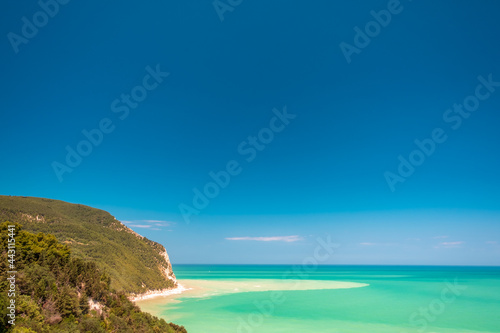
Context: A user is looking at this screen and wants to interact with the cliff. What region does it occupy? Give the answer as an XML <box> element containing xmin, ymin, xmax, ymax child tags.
<box><xmin>0</xmin><ymin>221</ymin><xmax>187</xmax><ymax>333</ymax></box>
<box><xmin>0</xmin><ymin>195</ymin><xmax>176</xmax><ymax>294</ymax></box>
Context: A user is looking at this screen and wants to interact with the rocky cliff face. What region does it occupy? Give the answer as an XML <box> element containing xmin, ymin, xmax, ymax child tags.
<box><xmin>160</xmin><ymin>249</ymin><xmax>177</xmax><ymax>281</ymax></box>
<box><xmin>0</xmin><ymin>195</ymin><xmax>177</xmax><ymax>294</ymax></box>
<box><xmin>118</xmin><ymin>219</ymin><xmax>177</xmax><ymax>281</ymax></box>
<box><xmin>118</xmin><ymin>220</ymin><xmax>177</xmax><ymax>285</ymax></box>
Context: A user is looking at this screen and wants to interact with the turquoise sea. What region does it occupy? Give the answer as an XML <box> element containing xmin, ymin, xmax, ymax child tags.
<box><xmin>137</xmin><ymin>265</ymin><xmax>500</xmax><ymax>333</ymax></box>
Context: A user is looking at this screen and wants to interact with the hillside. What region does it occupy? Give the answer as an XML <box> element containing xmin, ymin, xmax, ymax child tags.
<box><xmin>0</xmin><ymin>221</ymin><xmax>186</xmax><ymax>333</ymax></box>
<box><xmin>0</xmin><ymin>196</ymin><xmax>175</xmax><ymax>295</ymax></box>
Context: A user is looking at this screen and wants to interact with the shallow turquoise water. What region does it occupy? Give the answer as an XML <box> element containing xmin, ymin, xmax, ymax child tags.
<box><xmin>147</xmin><ymin>265</ymin><xmax>500</xmax><ymax>332</ymax></box>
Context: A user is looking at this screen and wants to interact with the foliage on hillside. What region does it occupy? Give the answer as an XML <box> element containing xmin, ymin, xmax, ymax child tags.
<box><xmin>0</xmin><ymin>196</ymin><xmax>175</xmax><ymax>294</ymax></box>
<box><xmin>0</xmin><ymin>222</ymin><xmax>187</xmax><ymax>333</ymax></box>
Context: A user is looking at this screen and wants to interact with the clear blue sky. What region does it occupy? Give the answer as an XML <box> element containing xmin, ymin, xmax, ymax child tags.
<box><xmin>1</xmin><ymin>0</ymin><xmax>499</xmax><ymax>265</ymax></box>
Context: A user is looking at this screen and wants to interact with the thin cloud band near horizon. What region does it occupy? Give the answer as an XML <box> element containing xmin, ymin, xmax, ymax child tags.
<box><xmin>225</xmin><ymin>235</ymin><xmax>303</xmax><ymax>242</ymax></box>
<box><xmin>122</xmin><ymin>219</ymin><xmax>173</xmax><ymax>230</ymax></box>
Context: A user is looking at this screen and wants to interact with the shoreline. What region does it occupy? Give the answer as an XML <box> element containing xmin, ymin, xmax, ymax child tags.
<box><xmin>129</xmin><ymin>282</ymin><xmax>190</xmax><ymax>302</ymax></box>
<box><xmin>132</xmin><ymin>278</ymin><xmax>369</xmax><ymax>305</ymax></box>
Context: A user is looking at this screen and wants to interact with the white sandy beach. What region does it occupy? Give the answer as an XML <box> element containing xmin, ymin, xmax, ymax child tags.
<box><xmin>129</xmin><ymin>283</ymin><xmax>191</xmax><ymax>302</ymax></box>
<box><xmin>134</xmin><ymin>278</ymin><xmax>369</xmax><ymax>311</ymax></box>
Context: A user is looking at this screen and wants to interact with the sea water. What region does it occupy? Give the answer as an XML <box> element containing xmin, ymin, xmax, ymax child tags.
<box><xmin>137</xmin><ymin>265</ymin><xmax>500</xmax><ymax>333</ymax></box>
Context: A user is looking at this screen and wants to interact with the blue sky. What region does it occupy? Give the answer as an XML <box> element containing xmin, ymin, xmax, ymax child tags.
<box><xmin>1</xmin><ymin>0</ymin><xmax>499</xmax><ymax>265</ymax></box>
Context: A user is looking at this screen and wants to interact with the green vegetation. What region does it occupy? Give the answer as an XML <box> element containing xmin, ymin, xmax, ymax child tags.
<box><xmin>0</xmin><ymin>196</ymin><xmax>175</xmax><ymax>294</ymax></box>
<box><xmin>0</xmin><ymin>221</ymin><xmax>186</xmax><ymax>333</ymax></box>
